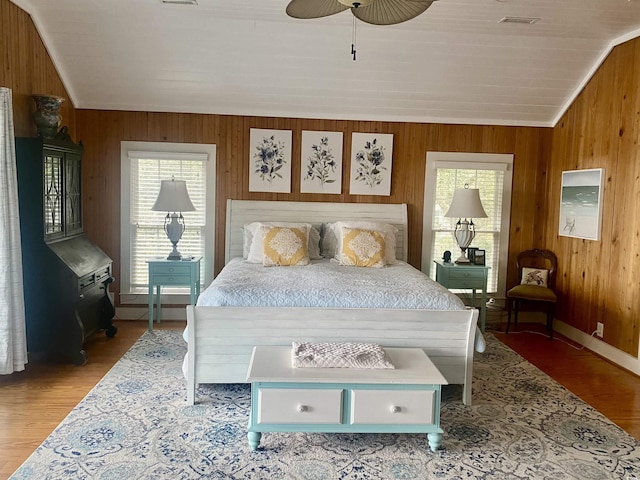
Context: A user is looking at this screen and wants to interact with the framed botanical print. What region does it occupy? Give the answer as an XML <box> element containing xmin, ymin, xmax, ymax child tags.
<box><xmin>300</xmin><ymin>130</ymin><xmax>343</xmax><ymax>194</ymax></box>
<box><xmin>349</xmin><ymin>133</ymin><xmax>393</xmax><ymax>196</ymax></box>
<box><xmin>249</xmin><ymin>128</ymin><xmax>292</xmax><ymax>193</ymax></box>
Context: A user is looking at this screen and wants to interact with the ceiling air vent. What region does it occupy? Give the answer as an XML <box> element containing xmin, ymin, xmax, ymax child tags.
<box><xmin>499</xmin><ymin>16</ymin><xmax>540</xmax><ymax>24</ymax></box>
<box><xmin>160</xmin><ymin>0</ymin><xmax>198</xmax><ymax>5</ymax></box>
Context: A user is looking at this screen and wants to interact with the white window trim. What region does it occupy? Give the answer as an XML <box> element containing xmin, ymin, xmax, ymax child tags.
<box><xmin>422</xmin><ymin>151</ymin><xmax>513</xmax><ymax>299</ymax></box>
<box><xmin>120</xmin><ymin>141</ymin><xmax>216</xmax><ymax>304</ymax></box>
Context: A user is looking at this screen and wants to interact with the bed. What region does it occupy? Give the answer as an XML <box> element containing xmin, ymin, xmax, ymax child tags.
<box><xmin>186</xmin><ymin>200</ymin><xmax>485</xmax><ymax>406</ymax></box>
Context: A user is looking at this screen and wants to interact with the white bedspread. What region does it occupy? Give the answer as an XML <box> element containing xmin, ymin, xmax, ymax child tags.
<box><xmin>197</xmin><ymin>258</ymin><xmax>466</xmax><ymax>310</ymax></box>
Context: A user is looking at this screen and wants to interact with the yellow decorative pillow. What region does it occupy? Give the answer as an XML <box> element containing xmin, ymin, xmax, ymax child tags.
<box><xmin>262</xmin><ymin>226</ymin><xmax>310</xmax><ymax>266</ymax></box>
<box><xmin>339</xmin><ymin>228</ymin><xmax>386</xmax><ymax>268</ymax></box>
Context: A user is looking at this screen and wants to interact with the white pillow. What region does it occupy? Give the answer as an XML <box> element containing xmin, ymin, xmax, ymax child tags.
<box><xmin>245</xmin><ymin>222</ymin><xmax>321</xmax><ymax>263</ymax></box>
<box><xmin>521</xmin><ymin>267</ymin><xmax>549</xmax><ymax>288</ymax></box>
<box><xmin>326</xmin><ymin>221</ymin><xmax>398</xmax><ymax>264</ymax></box>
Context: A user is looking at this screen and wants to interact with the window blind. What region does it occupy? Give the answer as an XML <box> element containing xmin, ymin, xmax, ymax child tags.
<box><xmin>431</xmin><ymin>167</ymin><xmax>505</xmax><ymax>292</ymax></box>
<box><xmin>128</xmin><ymin>152</ymin><xmax>207</xmax><ymax>289</ymax></box>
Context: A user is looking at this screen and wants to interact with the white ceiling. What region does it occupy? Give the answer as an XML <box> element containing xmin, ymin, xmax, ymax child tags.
<box><xmin>12</xmin><ymin>0</ymin><xmax>640</xmax><ymax>127</ymax></box>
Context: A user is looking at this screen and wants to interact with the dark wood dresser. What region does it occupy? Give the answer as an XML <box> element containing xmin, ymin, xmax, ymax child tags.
<box><xmin>15</xmin><ymin>136</ymin><xmax>117</xmax><ymax>365</ymax></box>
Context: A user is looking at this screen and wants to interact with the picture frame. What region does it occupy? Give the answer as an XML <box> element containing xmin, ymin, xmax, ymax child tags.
<box><xmin>249</xmin><ymin>128</ymin><xmax>292</xmax><ymax>193</ymax></box>
<box><xmin>349</xmin><ymin>133</ymin><xmax>393</xmax><ymax>196</ymax></box>
<box><xmin>558</xmin><ymin>168</ymin><xmax>604</xmax><ymax>240</ymax></box>
<box><xmin>300</xmin><ymin>130</ymin><xmax>343</xmax><ymax>194</ymax></box>
<box><xmin>467</xmin><ymin>247</ymin><xmax>478</xmax><ymax>264</ymax></box>
<box><xmin>473</xmin><ymin>249</ymin><xmax>486</xmax><ymax>266</ymax></box>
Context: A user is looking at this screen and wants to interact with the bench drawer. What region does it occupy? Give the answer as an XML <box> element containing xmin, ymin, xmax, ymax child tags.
<box><xmin>350</xmin><ymin>389</ymin><xmax>436</xmax><ymax>425</ymax></box>
<box><xmin>256</xmin><ymin>388</ymin><xmax>344</xmax><ymax>425</ymax></box>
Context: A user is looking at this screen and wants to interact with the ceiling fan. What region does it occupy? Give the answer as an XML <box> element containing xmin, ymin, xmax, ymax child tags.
<box><xmin>285</xmin><ymin>0</ymin><xmax>438</xmax><ymax>26</ymax></box>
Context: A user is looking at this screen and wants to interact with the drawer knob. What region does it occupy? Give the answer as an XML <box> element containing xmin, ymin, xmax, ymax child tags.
<box><xmin>169</xmin><ymin>267</ymin><xmax>174</xmax><ymax>272</ymax></box>
<box><xmin>390</xmin><ymin>405</ymin><xmax>401</xmax><ymax>413</ymax></box>
<box><xmin>297</xmin><ymin>405</ymin><xmax>309</xmax><ymax>413</ymax></box>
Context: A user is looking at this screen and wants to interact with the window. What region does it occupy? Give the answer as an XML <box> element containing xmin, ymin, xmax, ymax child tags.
<box><xmin>120</xmin><ymin>142</ymin><xmax>216</xmax><ymax>299</ymax></box>
<box><xmin>422</xmin><ymin>152</ymin><xmax>513</xmax><ymax>297</ymax></box>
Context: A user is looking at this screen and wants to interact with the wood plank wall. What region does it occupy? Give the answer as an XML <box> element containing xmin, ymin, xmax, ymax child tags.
<box><xmin>0</xmin><ymin>0</ymin><xmax>76</xmax><ymax>138</ymax></box>
<box><xmin>11</xmin><ymin>0</ymin><xmax>640</xmax><ymax>359</ymax></box>
<box><xmin>542</xmin><ymin>38</ymin><xmax>640</xmax><ymax>356</ymax></box>
<box><xmin>74</xmin><ymin>110</ymin><xmax>550</xmax><ymax>304</ymax></box>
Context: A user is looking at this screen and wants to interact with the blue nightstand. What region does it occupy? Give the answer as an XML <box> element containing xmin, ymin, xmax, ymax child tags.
<box><xmin>434</xmin><ymin>260</ymin><xmax>490</xmax><ymax>332</ymax></box>
<box><xmin>147</xmin><ymin>256</ymin><xmax>202</xmax><ymax>331</ymax></box>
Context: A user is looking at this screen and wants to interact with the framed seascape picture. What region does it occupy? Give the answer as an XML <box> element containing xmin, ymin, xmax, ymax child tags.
<box><xmin>300</xmin><ymin>130</ymin><xmax>343</xmax><ymax>194</ymax></box>
<box><xmin>349</xmin><ymin>133</ymin><xmax>393</xmax><ymax>196</ymax></box>
<box><xmin>249</xmin><ymin>128</ymin><xmax>292</xmax><ymax>193</ymax></box>
<box><xmin>559</xmin><ymin>168</ymin><xmax>604</xmax><ymax>241</ymax></box>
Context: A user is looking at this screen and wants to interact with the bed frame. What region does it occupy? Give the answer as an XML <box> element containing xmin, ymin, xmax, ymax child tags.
<box><xmin>186</xmin><ymin>200</ymin><xmax>481</xmax><ymax>406</ymax></box>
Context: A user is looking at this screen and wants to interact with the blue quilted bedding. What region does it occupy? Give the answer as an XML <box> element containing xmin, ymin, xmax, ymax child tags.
<box><xmin>196</xmin><ymin>258</ymin><xmax>465</xmax><ymax>310</ymax></box>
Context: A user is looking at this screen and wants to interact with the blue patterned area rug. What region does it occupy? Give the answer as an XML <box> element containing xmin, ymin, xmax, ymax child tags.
<box><xmin>10</xmin><ymin>331</ymin><xmax>640</xmax><ymax>479</ymax></box>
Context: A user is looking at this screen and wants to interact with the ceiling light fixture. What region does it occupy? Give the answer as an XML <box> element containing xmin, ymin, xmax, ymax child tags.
<box><xmin>286</xmin><ymin>0</ymin><xmax>438</xmax><ymax>60</ymax></box>
<box><xmin>160</xmin><ymin>0</ymin><xmax>198</xmax><ymax>5</ymax></box>
<box><xmin>499</xmin><ymin>16</ymin><xmax>540</xmax><ymax>24</ymax></box>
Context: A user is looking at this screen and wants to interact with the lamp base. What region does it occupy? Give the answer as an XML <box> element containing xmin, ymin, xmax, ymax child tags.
<box><xmin>166</xmin><ymin>244</ymin><xmax>182</xmax><ymax>260</ymax></box>
<box><xmin>455</xmin><ymin>255</ymin><xmax>472</xmax><ymax>264</ymax></box>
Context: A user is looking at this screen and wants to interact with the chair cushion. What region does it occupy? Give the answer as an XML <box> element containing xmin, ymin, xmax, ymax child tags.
<box><xmin>507</xmin><ymin>284</ymin><xmax>557</xmax><ymax>302</ymax></box>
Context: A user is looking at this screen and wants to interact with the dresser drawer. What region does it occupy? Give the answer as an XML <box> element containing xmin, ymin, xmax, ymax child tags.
<box><xmin>151</xmin><ymin>264</ymin><xmax>193</xmax><ymax>275</ymax></box>
<box><xmin>150</xmin><ymin>274</ymin><xmax>192</xmax><ymax>285</ymax></box>
<box><xmin>256</xmin><ymin>388</ymin><xmax>343</xmax><ymax>425</ymax></box>
<box><xmin>350</xmin><ymin>389</ymin><xmax>435</xmax><ymax>425</ymax></box>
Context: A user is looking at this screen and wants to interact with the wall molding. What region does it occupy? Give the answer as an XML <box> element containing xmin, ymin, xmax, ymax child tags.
<box><xmin>554</xmin><ymin>320</ymin><xmax>640</xmax><ymax>377</ymax></box>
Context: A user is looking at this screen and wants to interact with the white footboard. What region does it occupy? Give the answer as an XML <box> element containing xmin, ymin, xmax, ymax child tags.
<box><xmin>186</xmin><ymin>305</ymin><xmax>479</xmax><ymax>406</ymax></box>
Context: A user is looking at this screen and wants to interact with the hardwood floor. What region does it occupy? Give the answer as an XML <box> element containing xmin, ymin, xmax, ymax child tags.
<box><xmin>0</xmin><ymin>321</ymin><xmax>182</xmax><ymax>479</ymax></box>
<box><xmin>495</xmin><ymin>323</ymin><xmax>640</xmax><ymax>440</ymax></box>
<box><xmin>1</xmin><ymin>320</ymin><xmax>639</xmax><ymax>479</ymax></box>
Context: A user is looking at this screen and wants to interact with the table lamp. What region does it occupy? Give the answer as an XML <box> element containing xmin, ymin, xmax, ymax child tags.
<box><xmin>151</xmin><ymin>177</ymin><xmax>195</xmax><ymax>260</ymax></box>
<box><xmin>444</xmin><ymin>185</ymin><xmax>487</xmax><ymax>264</ymax></box>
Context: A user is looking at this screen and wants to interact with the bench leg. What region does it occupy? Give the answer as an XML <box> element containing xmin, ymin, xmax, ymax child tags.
<box><xmin>248</xmin><ymin>431</ymin><xmax>262</xmax><ymax>451</ymax></box>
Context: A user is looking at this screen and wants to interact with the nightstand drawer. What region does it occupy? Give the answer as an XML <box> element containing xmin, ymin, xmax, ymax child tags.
<box><xmin>150</xmin><ymin>264</ymin><xmax>193</xmax><ymax>275</ymax></box>
<box><xmin>150</xmin><ymin>274</ymin><xmax>192</xmax><ymax>285</ymax></box>
<box><xmin>350</xmin><ymin>389</ymin><xmax>435</xmax><ymax>425</ymax></box>
<box><xmin>447</xmin><ymin>277</ymin><xmax>485</xmax><ymax>289</ymax></box>
<box><xmin>257</xmin><ymin>388</ymin><xmax>344</xmax><ymax>425</ymax></box>
<box><xmin>446</xmin><ymin>271</ymin><xmax>485</xmax><ymax>288</ymax></box>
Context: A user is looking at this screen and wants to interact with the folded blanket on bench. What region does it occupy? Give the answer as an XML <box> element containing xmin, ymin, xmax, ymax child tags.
<box><xmin>291</xmin><ymin>341</ymin><xmax>395</xmax><ymax>369</ymax></box>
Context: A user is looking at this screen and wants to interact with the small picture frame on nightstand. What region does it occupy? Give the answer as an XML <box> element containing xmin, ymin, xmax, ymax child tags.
<box><xmin>467</xmin><ymin>247</ymin><xmax>477</xmax><ymax>263</ymax></box>
<box><xmin>473</xmin><ymin>249</ymin><xmax>486</xmax><ymax>265</ymax></box>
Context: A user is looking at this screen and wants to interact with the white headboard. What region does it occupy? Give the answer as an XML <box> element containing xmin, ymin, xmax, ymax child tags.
<box><xmin>225</xmin><ymin>200</ymin><xmax>409</xmax><ymax>264</ymax></box>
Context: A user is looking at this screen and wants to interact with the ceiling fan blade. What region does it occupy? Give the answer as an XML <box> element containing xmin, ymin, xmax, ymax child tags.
<box><xmin>352</xmin><ymin>0</ymin><xmax>435</xmax><ymax>25</ymax></box>
<box><xmin>286</xmin><ymin>0</ymin><xmax>350</xmax><ymax>19</ymax></box>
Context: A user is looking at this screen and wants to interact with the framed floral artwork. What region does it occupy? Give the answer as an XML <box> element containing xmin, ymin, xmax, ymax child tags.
<box><xmin>349</xmin><ymin>133</ymin><xmax>393</xmax><ymax>196</ymax></box>
<box><xmin>249</xmin><ymin>128</ymin><xmax>292</xmax><ymax>193</ymax></box>
<box><xmin>300</xmin><ymin>130</ymin><xmax>343</xmax><ymax>194</ymax></box>
<box><xmin>559</xmin><ymin>168</ymin><xmax>604</xmax><ymax>240</ymax></box>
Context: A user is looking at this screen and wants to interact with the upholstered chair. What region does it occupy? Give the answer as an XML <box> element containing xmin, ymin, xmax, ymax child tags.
<box><xmin>506</xmin><ymin>249</ymin><xmax>558</xmax><ymax>339</ymax></box>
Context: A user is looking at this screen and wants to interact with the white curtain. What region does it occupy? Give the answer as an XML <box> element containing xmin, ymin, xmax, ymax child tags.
<box><xmin>0</xmin><ymin>87</ymin><xmax>27</xmax><ymax>374</ymax></box>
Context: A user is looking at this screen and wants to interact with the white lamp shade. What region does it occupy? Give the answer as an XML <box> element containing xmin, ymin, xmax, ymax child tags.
<box><xmin>444</xmin><ymin>188</ymin><xmax>487</xmax><ymax>219</ymax></box>
<box><xmin>151</xmin><ymin>179</ymin><xmax>195</xmax><ymax>213</ymax></box>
